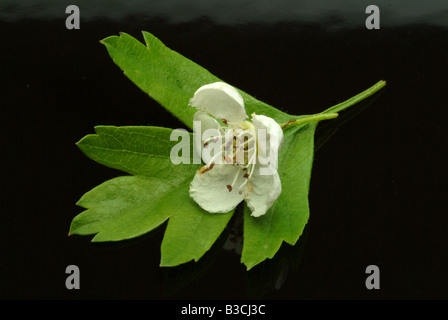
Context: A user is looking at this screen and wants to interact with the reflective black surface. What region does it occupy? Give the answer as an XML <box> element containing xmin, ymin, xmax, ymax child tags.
<box><xmin>2</xmin><ymin>1</ymin><xmax>447</xmax><ymax>299</ymax></box>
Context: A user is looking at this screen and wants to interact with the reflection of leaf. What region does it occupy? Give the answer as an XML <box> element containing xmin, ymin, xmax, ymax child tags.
<box><xmin>161</xmin><ymin>211</ymin><xmax>236</xmax><ymax>297</ymax></box>
<box><xmin>244</xmin><ymin>225</ymin><xmax>309</xmax><ymax>299</ymax></box>
<box><xmin>70</xmin><ymin>126</ymin><xmax>232</xmax><ymax>266</ymax></box>
<box><xmin>242</xmin><ymin>123</ymin><xmax>316</xmax><ymax>270</ymax></box>
<box><xmin>316</xmin><ymin>89</ymin><xmax>384</xmax><ymax>150</ymax></box>
<box><xmin>101</xmin><ymin>32</ymin><xmax>291</xmax><ymax>128</ymax></box>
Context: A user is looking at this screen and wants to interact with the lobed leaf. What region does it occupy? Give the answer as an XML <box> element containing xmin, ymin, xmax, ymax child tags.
<box><xmin>76</xmin><ymin>125</ymin><xmax>193</xmax><ymax>181</ymax></box>
<box><xmin>71</xmin><ymin>126</ymin><xmax>232</xmax><ymax>266</ymax></box>
<box><xmin>100</xmin><ymin>32</ymin><xmax>292</xmax><ymax>128</ymax></box>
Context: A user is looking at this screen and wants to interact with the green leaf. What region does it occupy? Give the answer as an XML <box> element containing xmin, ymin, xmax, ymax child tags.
<box><xmin>241</xmin><ymin>123</ymin><xmax>317</xmax><ymax>270</ymax></box>
<box><xmin>76</xmin><ymin>125</ymin><xmax>192</xmax><ymax>180</ymax></box>
<box><xmin>71</xmin><ymin>126</ymin><xmax>232</xmax><ymax>266</ymax></box>
<box><xmin>100</xmin><ymin>32</ymin><xmax>292</xmax><ymax>128</ymax></box>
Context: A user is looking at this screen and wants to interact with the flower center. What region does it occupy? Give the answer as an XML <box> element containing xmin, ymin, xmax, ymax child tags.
<box><xmin>201</xmin><ymin>121</ymin><xmax>258</xmax><ymax>195</ymax></box>
<box><xmin>225</xmin><ymin>123</ymin><xmax>257</xmax><ymax>194</ymax></box>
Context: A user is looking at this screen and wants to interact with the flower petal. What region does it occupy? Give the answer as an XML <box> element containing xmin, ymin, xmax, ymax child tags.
<box><xmin>190</xmin><ymin>82</ymin><xmax>248</xmax><ymax>123</ymax></box>
<box><xmin>252</xmin><ymin>113</ymin><xmax>284</xmax><ymax>149</ymax></box>
<box><xmin>252</xmin><ymin>113</ymin><xmax>284</xmax><ymax>170</ymax></box>
<box><xmin>193</xmin><ymin>111</ymin><xmax>223</xmax><ymax>162</ymax></box>
<box><xmin>193</xmin><ymin>111</ymin><xmax>222</xmax><ymax>134</ymax></box>
<box><xmin>190</xmin><ymin>164</ymin><xmax>245</xmax><ymax>213</ymax></box>
<box><xmin>245</xmin><ymin>164</ymin><xmax>282</xmax><ymax>217</ymax></box>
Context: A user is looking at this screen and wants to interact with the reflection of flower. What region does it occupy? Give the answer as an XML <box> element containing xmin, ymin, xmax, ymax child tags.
<box><xmin>223</xmin><ymin>211</ymin><xmax>244</xmax><ymax>255</ymax></box>
<box><xmin>189</xmin><ymin>82</ymin><xmax>283</xmax><ymax>217</ymax></box>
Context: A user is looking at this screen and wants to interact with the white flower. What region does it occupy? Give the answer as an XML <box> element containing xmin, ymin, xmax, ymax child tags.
<box><xmin>188</xmin><ymin>82</ymin><xmax>283</xmax><ymax>217</ymax></box>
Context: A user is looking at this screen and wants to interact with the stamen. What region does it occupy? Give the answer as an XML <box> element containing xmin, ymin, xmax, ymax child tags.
<box><xmin>243</xmin><ymin>137</ymin><xmax>255</xmax><ymax>147</ymax></box>
<box><xmin>225</xmin><ymin>139</ymin><xmax>233</xmax><ymax>151</ymax></box>
<box><xmin>235</xmin><ymin>130</ymin><xmax>253</xmax><ymax>139</ymax></box>
<box><xmin>238</xmin><ymin>179</ymin><xmax>248</xmax><ymax>192</ymax></box>
<box><xmin>203</xmin><ymin>135</ymin><xmax>221</xmax><ymax>145</ymax></box>
<box><xmin>229</xmin><ymin>166</ymin><xmax>242</xmax><ymax>187</ymax></box>
<box><xmin>208</xmin><ymin>151</ymin><xmax>223</xmax><ymax>164</ymax></box>
<box><xmin>222</xmin><ymin>119</ymin><xmax>228</xmax><ymax>125</ymax></box>
<box><xmin>203</xmin><ymin>128</ymin><xmax>254</xmax><ymax>165</ymax></box>
<box><xmin>199</xmin><ymin>162</ymin><xmax>215</xmax><ymax>174</ymax></box>
<box><xmin>226</xmin><ymin>185</ymin><xmax>232</xmax><ymax>192</ymax></box>
<box><xmin>248</xmin><ymin>159</ymin><xmax>256</xmax><ymax>177</ymax></box>
<box><xmin>236</xmin><ymin>153</ymin><xmax>257</xmax><ymax>192</ymax></box>
<box><xmin>237</xmin><ymin>168</ymin><xmax>251</xmax><ymax>192</ymax></box>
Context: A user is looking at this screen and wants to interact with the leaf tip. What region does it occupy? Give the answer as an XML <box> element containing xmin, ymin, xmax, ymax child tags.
<box><xmin>99</xmin><ymin>36</ymin><xmax>114</xmax><ymax>46</ymax></box>
<box><xmin>75</xmin><ymin>136</ymin><xmax>89</xmax><ymax>152</ymax></box>
<box><xmin>100</xmin><ymin>33</ymin><xmax>126</xmax><ymax>47</ymax></box>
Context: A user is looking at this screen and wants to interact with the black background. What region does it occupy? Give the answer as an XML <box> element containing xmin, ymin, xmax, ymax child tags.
<box><xmin>1</xmin><ymin>1</ymin><xmax>447</xmax><ymax>300</ymax></box>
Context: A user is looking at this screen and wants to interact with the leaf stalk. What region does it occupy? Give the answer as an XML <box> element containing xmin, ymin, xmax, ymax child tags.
<box><xmin>280</xmin><ymin>80</ymin><xmax>386</xmax><ymax>130</ymax></box>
